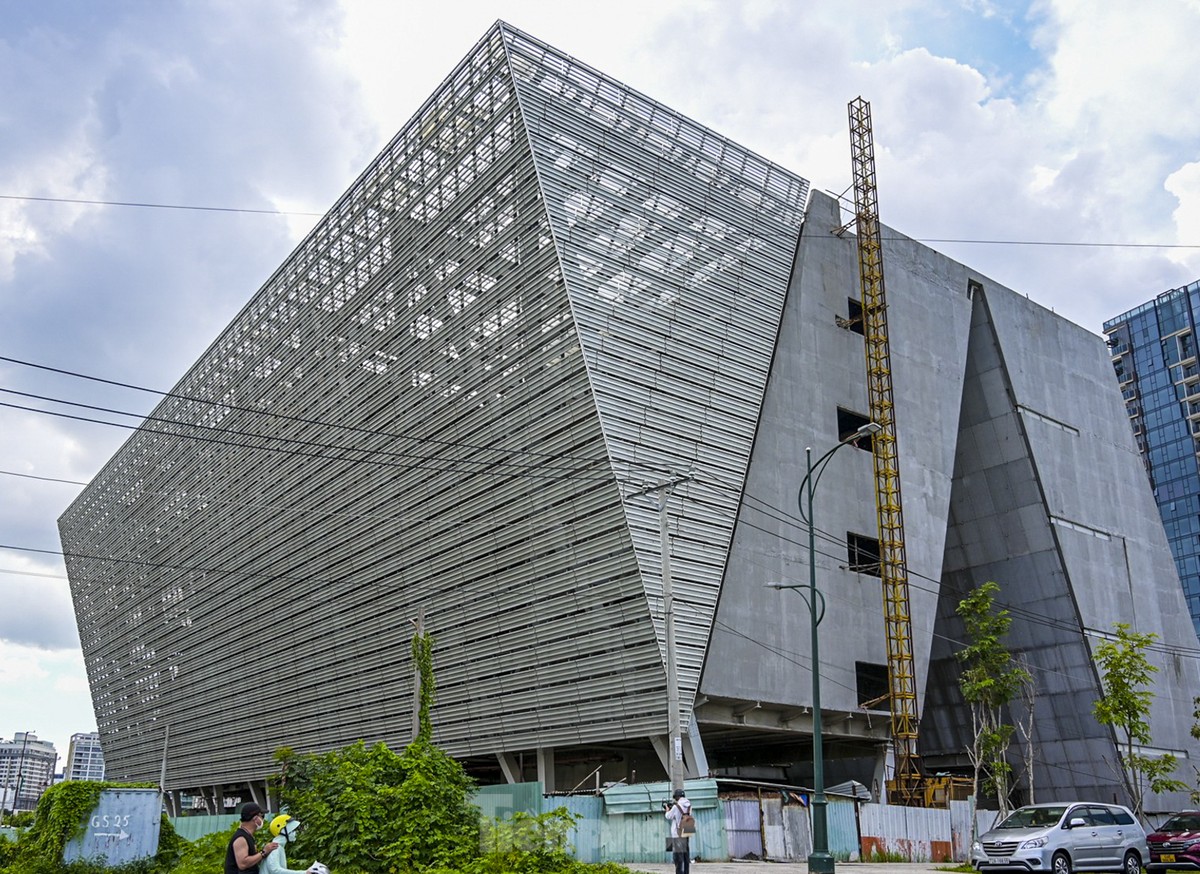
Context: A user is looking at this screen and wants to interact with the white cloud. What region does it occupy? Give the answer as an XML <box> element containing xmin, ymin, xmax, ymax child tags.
<box><xmin>1166</xmin><ymin>160</ymin><xmax>1200</xmax><ymax>276</ymax></box>
<box><xmin>0</xmin><ymin>640</ymin><xmax>94</xmax><ymax>762</ymax></box>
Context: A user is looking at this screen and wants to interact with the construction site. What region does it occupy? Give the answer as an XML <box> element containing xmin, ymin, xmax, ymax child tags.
<box><xmin>59</xmin><ymin>20</ymin><xmax>1200</xmax><ymax>820</ymax></box>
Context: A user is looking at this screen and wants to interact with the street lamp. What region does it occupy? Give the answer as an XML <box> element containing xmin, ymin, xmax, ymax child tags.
<box><xmin>769</xmin><ymin>421</ymin><xmax>880</xmax><ymax>874</ymax></box>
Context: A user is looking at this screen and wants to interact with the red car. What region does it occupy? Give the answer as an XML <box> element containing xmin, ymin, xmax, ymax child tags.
<box><xmin>1148</xmin><ymin>812</ymin><xmax>1200</xmax><ymax>871</ymax></box>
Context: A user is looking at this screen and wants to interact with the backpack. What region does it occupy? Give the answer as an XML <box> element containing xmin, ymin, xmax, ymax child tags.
<box><xmin>680</xmin><ymin>813</ymin><xmax>696</xmax><ymax>836</ymax></box>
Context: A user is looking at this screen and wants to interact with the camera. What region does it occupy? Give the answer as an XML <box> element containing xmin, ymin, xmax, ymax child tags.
<box><xmin>662</xmin><ymin>800</ymin><xmax>672</xmax><ymax>810</ymax></box>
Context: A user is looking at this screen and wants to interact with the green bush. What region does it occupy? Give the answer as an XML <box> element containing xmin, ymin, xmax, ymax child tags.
<box><xmin>170</xmin><ymin>826</ymin><xmax>236</xmax><ymax>874</ymax></box>
<box><xmin>467</xmin><ymin>807</ymin><xmax>580</xmax><ymax>874</ymax></box>
<box><xmin>274</xmin><ymin>736</ymin><xmax>480</xmax><ymax>873</ymax></box>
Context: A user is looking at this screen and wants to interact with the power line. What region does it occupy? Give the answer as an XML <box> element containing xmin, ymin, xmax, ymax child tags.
<box><xmin>9</xmin><ymin>359</ymin><xmax>1200</xmax><ymax>667</ymax></box>
<box><xmin>0</xmin><ymin>388</ymin><xmax>616</xmax><ymax>483</ymax></box>
<box><xmin>0</xmin><ymin>398</ymin><xmax>615</xmax><ymax>484</ymax></box>
<box><xmin>692</xmin><ymin>473</ymin><xmax>1200</xmax><ymax>666</ymax></box>
<box><xmin>0</xmin><ymin>354</ymin><xmax>638</xmax><ymax>473</ymax></box>
<box><xmin>4</xmin><ymin>192</ymin><xmax>1198</xmax><ymax>248</ymax></box>
<box><xmin>0</xmin><ymin>469</ymin><xmax>84</xmax><ymax>486</ymax></box>
<box><xmin>0</xmin><ymin>193</ymin><xmax>323</xmax><ymax>217</ymax></box>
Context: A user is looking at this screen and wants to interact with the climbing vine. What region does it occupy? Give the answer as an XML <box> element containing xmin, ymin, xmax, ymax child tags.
<box><xmin>413</xmin><ymin>629</ymin><xmax>436</xmax><ymax>742</ymax></box>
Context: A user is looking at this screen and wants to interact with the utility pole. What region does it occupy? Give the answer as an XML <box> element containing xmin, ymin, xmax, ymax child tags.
<box><xmin>411</xmin><ymin>608</ymin><xmax>425</xmax><ymax>741</ymax></box>
<box><xmin>627</xmin><ymin>475</ymin><xmax>692</xmax><ymax>793</ymax></box>
<box><xmin>660</xmin><ymin>482</ymin><xmax>682</xmax><ymax>793</ymax></box>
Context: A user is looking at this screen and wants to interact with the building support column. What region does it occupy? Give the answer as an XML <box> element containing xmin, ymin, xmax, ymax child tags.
<box><xmin>650</xmin><ymin>734</ymin><xmax>671</xmax><ymax>777</ymax></box>
<box><xmin>873</xmin><ymin>743</ymin><xmax>892</xmax><ymax>804</ymax></box>
<box><xmin>536</xmin><ymin>747</ymin><xmax>555</xmax><ymax>793</ymax></box>
<box><xmin>683</xmin><ymin>717</ymin><xmax>709</xmax><ymax>778</ymax></box>
<box><xmin>496</xmin><ymin>752</ymin><xmax>522</xmax><ymax>784</ymax></box>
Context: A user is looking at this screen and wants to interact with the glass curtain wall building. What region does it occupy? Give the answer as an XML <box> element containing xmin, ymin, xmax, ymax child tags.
<box><xmin>65</xmin><ymin>732</ymin><xmax>105</xmax><ymax>782</ymax></box>
<box><xmin>1104</xmin><ymin>278</ymin><xmax>1200</xmax><ymax>636</ymax></box>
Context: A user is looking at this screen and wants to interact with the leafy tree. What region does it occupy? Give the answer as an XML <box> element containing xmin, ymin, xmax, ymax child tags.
<box><xmin>172</xmin><ymin>826</ymin><xmax>240</xmax><ymax>874</ymax></box>
<box><xmin>1093</xmin><ymin>622</ymin><xmax>1185</xmax><ymax>819</ymax></box>
<box><xmin>956</xmin><ymin>581</ymin><xmax>1032</xmax><ymax>816</ymax></box>
<box><xmin>1189</xmin><ymin>696</ymin><xmax>1200</xmax><ymax>805</ymax></box>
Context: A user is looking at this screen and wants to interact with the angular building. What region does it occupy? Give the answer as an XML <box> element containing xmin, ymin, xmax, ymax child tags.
<box><xmin>1104</xmin><ymin>280</ymin><xmax>1200</xmax><ymax>637</ymax></box>
<box><xmin>60</xmin><ymin>22</ymin><xmax>1200</xmax><ymax>812</ymax></box>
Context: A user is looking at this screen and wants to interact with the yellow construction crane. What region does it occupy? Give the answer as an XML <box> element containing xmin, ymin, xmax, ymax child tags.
<box><xmin>847</xmin><ymin>96</ymin><xmax>924</xmax><ymax>806</ymax></box>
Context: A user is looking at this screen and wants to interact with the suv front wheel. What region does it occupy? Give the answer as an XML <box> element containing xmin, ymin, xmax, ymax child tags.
<box><xmin>1052</xmin><ymin>852</ymin><xmax>1072</xmax><ymax>874</ymax></box>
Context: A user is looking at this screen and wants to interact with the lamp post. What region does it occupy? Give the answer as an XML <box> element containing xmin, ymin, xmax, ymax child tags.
<box><xmin>770</xmin><ymin>421</ymin><xmax>880</xmax><ymax>874</ymax></box>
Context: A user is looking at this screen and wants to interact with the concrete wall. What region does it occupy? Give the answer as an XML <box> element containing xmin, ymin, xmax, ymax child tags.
<box><xmin>925</xmin><ymin>277</ymin><xmax>1200</xmax><ymax>811</ymax></box>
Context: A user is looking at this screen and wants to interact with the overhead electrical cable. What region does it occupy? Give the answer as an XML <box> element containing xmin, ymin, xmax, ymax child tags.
<box><xmin>0</xmin><ymin>354</ymin><xmax>655</xmax><ymax>473</ymax></box>
<box><xmin>0</xmin><ymin>398</ymin><xmax>614</xmax><ymax>484</ymax></box>
<box><xmin>0</xmin><ymin>193</ymin><xmax>323</xmax><ymax>217</ymax></box>
<box><xmin>0</xmin><ymin>386</ymin><xmax>614</xmax><ymax>482</ymax></box>
<box><xmin>4</xmin><ymin>190</ymin><xmax>1197</xmax><ymax>249</ymax></box>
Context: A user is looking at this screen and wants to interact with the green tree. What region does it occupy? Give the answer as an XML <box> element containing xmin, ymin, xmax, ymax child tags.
<box><xmin>956</xmin><ymin>581</ymin><xmax>1032</xmax><ymax>816</ymax></box>
<box><xmin>1092</xmin><ymin>622</ymin><xmax>1185</xmax><ymax>820</ymax></box>
<box><xmin>1190</xmin><ymin>696</ymin><xmax>1200</xmax><ymax>805</ymax></box>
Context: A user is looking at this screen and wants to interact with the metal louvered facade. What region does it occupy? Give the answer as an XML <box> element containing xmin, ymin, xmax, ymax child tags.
<box><xmin>58</xmin><ymin>21</ymin><xmax>809</xmax><ymax>791</ymax></box>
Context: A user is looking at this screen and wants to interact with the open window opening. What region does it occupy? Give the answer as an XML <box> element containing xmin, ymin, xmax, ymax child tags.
<box><xmin>847</xmin><ymin>532</ymin><xmax>881</xmax><ymax>577</ymax></box>
<box><xmin>855</xmin><ymin>661</ymin><xmax>889</xmax><ymax>710</ymax></box>
<box><xmin>837</xmin><ymin>297</ymin><xmax>865</xmax><ymax>335</ymax></box>
<box><xmin>837</xmin><ymin>408</ymin><xmax>876</xmax><ymax>451</ymax></box>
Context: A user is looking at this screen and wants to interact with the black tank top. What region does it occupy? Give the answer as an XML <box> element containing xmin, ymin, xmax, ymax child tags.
<box><xmin>224</xmin><ymin>827</ymin><xmax>258</xmax><ymax>874</ymax></box>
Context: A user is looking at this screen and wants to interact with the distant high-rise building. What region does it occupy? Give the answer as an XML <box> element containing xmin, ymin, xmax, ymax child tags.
<box><xmin>1105</xmin><ymin>278</ymin><xmax>1200</xmax><ymax>637</ymax></box>
<box><xmin>60</xmin><ymin>21</ymin><xmax>1200</xmax><ymax>814</ymax></box>
<box><xmin>0</xmin><ymin>732</ymin><xmax>57</xmax><ymax>812</ymax></box>
<box><xmin>65</xmin><ymin>731</ymin><xmax>105</xmax><ymax>782</ymax></box>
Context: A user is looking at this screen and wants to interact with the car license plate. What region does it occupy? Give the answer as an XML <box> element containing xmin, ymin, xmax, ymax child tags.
<box><xmin>989</xmin><ymin>857</ymin><xmax>1010</xmax><ymax>863</ymax></box>
<box><xmin>1161</xmin><ymin>855</ymin><xmax>1176</xmax><ymax>863</ymax></box>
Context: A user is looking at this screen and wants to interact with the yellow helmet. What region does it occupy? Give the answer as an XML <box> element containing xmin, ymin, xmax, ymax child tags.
<box><xmin>269</xmin><ymin>814</ymin><xmax>292</xmax><ymax>838</ymax></box>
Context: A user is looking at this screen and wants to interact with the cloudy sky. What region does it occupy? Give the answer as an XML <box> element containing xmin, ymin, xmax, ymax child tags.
<box><xmin>2</xmin><ymin>0</ymin><xmax>1199</xmax><ymax>765</ymax></box>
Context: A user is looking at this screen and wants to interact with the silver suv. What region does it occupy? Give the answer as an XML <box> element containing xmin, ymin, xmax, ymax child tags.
<box><xmin>972</xmin><ymin>803</ymin><xmax>1147</xmax><ymax>874</ymax></box>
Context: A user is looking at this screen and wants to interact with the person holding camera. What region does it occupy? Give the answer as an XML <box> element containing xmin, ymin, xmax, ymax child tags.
<box><xmin>664</xmin><ymin>788</ymin><xmax>693</xmax><ymax>874</ymax></box>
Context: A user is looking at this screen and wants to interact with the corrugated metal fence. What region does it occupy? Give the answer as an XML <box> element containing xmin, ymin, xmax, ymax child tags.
<box><xmin>166</xmin><ymin>784</ymin><xmax>991</xmax><ymax>863</ymax></box>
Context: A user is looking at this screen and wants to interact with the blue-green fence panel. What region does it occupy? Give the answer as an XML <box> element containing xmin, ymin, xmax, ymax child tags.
<box><xmin>594</xmin><ymin>798</ymin><xmax>728</xmax><ymax>863</ymax></box>
<box><xmin>474</xmin><ymin>781</ymin><xmax>543</xmax><ymax>818</ymax></box>
<box><xmin>826</xmin><ymin>795</ymin><xmax>861</xmax><ymax>860</ymax></box>
<box><xmin>170</xmin><ymin>814</ymin><xmax>236</xmax><ymax>841</ymax></box>
<box><xmin>549</xmin><ymin>794</ymin><xmax>603</xmax><ymax>863</ymax></box>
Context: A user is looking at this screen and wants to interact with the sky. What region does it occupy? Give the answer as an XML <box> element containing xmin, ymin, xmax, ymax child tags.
<box><xmin>2</xmin><ymin>0</ymin><xmax>1199</xmax><ymax>766</ymax></box>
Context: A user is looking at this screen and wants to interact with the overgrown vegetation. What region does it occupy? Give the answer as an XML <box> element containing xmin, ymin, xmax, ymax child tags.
<box><xmin>272</xmin><ymin>631</ymin><xmax>480</xmax><ymax>872</ymax></box>
<box><xmin>169</xmin><ymin>826</ymin><xmax>238</xmax><ymax>874</ymax></box>
<box><xmin>1</xmin><ymin>780</ymin><xmax>182</xmax><ymax>874</ymax></box>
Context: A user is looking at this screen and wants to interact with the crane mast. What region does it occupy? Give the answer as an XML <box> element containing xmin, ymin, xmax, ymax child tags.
<box><xmin>847</xmin><ymin>96</ymin><xmax>923</xmax><ymax>805</ymax></box>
